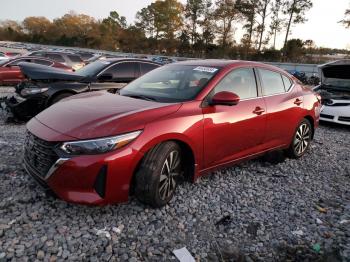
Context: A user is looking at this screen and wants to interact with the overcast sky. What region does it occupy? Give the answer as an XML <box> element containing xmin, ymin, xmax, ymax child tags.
<box><xmin>0</xmin><ymin>0</ymin><xmax>349</xmax><ymax>49</ymax></box>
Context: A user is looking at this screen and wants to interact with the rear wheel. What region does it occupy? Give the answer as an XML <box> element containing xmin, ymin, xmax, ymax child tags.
<box><xmin>285</xmin><ymin>119</ymin><xmax>312</xmax><ymax>158</ymax></box>
<box><xmin>50</xmin><ymin>93</ymin><xmax>73</xmax><ymax>105</ymax></box>
<box><xmin>135</xmin><ymin>142</ymin><xmax>183</xmax><ymax>207</ymax></box>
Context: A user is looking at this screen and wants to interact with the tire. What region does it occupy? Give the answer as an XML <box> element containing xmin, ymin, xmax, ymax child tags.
<box><xmin>285</xmin><ymin>119</ymin><xmax>312</xmax><ymax>159</ymax></box>
<box><xmin>135</xmin><ymin>142</ymin><xmax>183</xmax><ymax>207</ymax></box>
<box><xmin>50</xmin><ymin>93</ymin><xmax>73</xmax><ymax>105</ymax></box>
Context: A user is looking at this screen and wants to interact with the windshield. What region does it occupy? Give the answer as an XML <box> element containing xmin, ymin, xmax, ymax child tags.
<box><xmin>75</xmin><ymin>60</ymin><xmax>111</xmax><ymax>77</ymax></box>
<box><xmin>120</xmin><ymin>64</ymin><xmax>220</xmax><ymax>102</ymax></box>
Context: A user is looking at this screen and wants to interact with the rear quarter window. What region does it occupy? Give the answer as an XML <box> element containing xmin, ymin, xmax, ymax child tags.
<box><xmin>282</xmin><ymin>75</ymin><xmax>293</xmax><ymax>91</ymax></box>
<box><xmin>259</xmin><ymin>69</ymin><xmax>285</xmax><ymax>95</ymax></box>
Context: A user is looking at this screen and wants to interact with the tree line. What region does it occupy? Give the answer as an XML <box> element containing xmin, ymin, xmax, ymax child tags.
<box><xmin>0</xmin><ymin>0</ymin><xmax>349</xmax><ymax>62</ymax></box>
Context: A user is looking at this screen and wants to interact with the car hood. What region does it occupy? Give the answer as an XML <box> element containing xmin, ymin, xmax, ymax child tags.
<box><xmin>19</xmin><ymin>62</ymin><xmax>86</xmax><ymax>82</ymax></box>
<box><xmin>318</xmin><ymin>60</ymin><xmax>350</xmax><ymax>89</ymax></box>
<box><xmin>34</xmin><ymin>91</ymin><xmax>182</xmax><ymax>140</ymax></box>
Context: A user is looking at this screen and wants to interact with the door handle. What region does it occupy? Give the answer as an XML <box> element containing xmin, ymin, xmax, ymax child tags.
<box><xmin>253</xmin><ymin>107</ymin><xmax>265</xmax><ymax>115</ymax></box>
<box><xmin>294</xmin><ymin>98</ymin><xmax>303</xmax><ymax>106</ymax></box>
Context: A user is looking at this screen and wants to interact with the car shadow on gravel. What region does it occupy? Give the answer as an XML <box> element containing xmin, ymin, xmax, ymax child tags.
<box><xmin>320</xmin><ymin>121</ymin><xmax>350</xmax><ymax>132</ymax></box>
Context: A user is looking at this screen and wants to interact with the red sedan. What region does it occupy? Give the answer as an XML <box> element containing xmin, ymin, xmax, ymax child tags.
<box><xmin>24</xmin><ymin>60</ymin><xmax>321</xmax><ymax>207</ymax></box>
<box><xmin>0</xmin><ymin>56</ymin><xmax>71</xmax><ymax>86</ymax></box>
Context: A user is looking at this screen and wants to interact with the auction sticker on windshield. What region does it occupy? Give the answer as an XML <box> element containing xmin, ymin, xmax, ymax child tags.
<box><xmin>193</xmin><ymin>66</ymin><xmax>218</xmax><ymax>73</ymax></box>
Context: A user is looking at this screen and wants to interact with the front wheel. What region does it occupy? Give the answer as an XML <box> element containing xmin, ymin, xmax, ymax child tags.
<box><xmin>285</xmin><ymin>119</ymin><xmax>312</xmax><ymax>159</ymax></box>
<box><xmin>134</xmin><ymin>142</ymin><xmax>182</xmax><ymax>207</ymax></box>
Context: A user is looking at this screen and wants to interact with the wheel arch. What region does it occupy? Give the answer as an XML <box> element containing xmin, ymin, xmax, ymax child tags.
<box><xmin>303</xmin><ymin>115</ymin><xmax>315</xmax><ymax>139</ymax></box>
<box><xmin>129</xmin><ymin>136</ymin><xmax>197</xmax><ymax>196</ymax></box>
<box><xmin>47</xmin><ymin>90</ymin><xmax>77</xmax><ymax>105</ymax></box>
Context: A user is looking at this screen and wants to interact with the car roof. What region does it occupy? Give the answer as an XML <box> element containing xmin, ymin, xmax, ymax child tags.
<box><xmin>102</xmin><ymin>58</ymin><xmax>162</xmax><ymax>65</ymax></box>
<box><xmin>170</xmin><ymin>59</ymin><xmax>287</xmax><ymax>72</ymax></box>
<box><xmin>13</xmin><ymin>56</ymin><xmax>53</xmax><ymax>60</ymax></box>
<box><xmin>31</xmin><ymin>51</ymin><xmax>76</xmax><ymax>55</ymax></box>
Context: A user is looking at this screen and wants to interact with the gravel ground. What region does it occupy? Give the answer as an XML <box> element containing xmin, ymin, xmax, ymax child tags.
<box><xmin>0</xmin><ymin>87</ymin><xmax>349</xmax><ymax>261</ymax></box>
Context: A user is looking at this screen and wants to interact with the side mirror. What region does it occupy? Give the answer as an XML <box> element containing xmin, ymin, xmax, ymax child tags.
<box><xmin>210</xmin><ymin>91</ymin><xmax>240</xmax><ymax>106</ymax></box>
<box><xmin>97</xmin><ymin>73</ymin><xmax>113</xmax><ymax>82</ymax></box>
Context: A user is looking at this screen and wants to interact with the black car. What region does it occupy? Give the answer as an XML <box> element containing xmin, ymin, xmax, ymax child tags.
<box><xmin>5</xmin><ymin>58</ymin><xmax>161</xmax><ymax>120</ymax></box>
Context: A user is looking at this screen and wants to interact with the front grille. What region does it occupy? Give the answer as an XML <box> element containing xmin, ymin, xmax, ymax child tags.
<box><xmin>338</xmin><ymin>116</ymin><xmax>350</xmax><ymax>122</ymax></box>
<box><xmin>24</xmin><ymin>131</ymin><xmax>59</xmax><ymax>180</ymax></box>
<box><xmin>320</xmin><ymin>113</ymin><xmax>334</xmax><ymax>120</ymax></box>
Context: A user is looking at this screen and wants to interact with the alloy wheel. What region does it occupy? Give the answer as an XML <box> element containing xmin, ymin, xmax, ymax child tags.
<box><xmin>294</xmin><ymin>123</ymin><xmax>311</xmax><ymax>155</ymax></box>
<box><xmin>159</xmin><ymin>150</ymin><xmax>181</xmax><ymax>200</ymax></box>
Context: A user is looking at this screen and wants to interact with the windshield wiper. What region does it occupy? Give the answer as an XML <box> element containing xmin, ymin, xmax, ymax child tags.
<box><xmin>123</xmin><ymin>94</ymin><xmax>158</xmax><ymax>102</ymax></box>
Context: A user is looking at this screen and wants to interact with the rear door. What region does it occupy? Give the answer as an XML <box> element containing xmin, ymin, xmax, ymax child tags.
<box><xmin>257</xmin><ymin>68</ymin><xmax>304</xmax><ymax>148</ymax></box>
<box><xmin>203</xmin><ymin>67</ymin><xmax>266</xmax><ymax>168</ymax></box>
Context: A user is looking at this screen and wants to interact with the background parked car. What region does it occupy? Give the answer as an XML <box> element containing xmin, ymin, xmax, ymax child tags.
<box><xmin>5</xmin><ymin>58</ymin><xmax>161</xmax><ymax>120</ymax></box>
<box><xmin>75</xmin><ymin>52</ymin><xmax>96</xmax><ymax>63</ymax></box>
<box><xmin>0</xmin><ymin>56</ymin><xmax>71</xmax><ymax>86</ymax></box>
<box><xmin>4</xmin><ymin>52</ymin><xmax>22</xmax><ymax>57</ymax></box>
<box><xmin>0</xmin><ymin>52</ymin><xmax>9</xmax><ymax>61</ymax></box>
<box><xmin>26</xmin><ymin>51</ymin><xmax>85</xmax><ymax>70</ymax></box>
<box><xmin>151</xmin><ymin>56</ymin><xmax>176</xmax><ymax>64</ymax></box>
<box><xmin>314</xmin><ymin>60</ymin><xmax>350</xmax><ymax>125</ymax></box>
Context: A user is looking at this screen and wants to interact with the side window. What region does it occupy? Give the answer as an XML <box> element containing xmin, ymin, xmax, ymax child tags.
<box><xmin>140</xmin><ymin>63</ymin><xmax>159</xmax><ymax>75</ymax></box>
<box><xmin>104</xmin><ymin>62</ymin><xmax>137</xmax><ymax>80</ymax></box>
<box><xmin>259</xmin><ymin>69</ymin><xmax>285</xmax><ymax>95</ymax></box>
<box><xmin>33</xmin><ymin>59</ymin><xmax>53</xmax><ymax>66</ymax></box>
<box><xmin>46</xmin><ymin>54</ymin><xmax>65</xmax><ymax>63</ymax></box>
<box><xmin>282</xmin><ymin>74</ymin><xmax>293</xmax><ymax>91</ymax></box>
<box><xmin>214</xmin><ymin>68</ymin><xmax>258</xmax><ymax>100</ymax></box>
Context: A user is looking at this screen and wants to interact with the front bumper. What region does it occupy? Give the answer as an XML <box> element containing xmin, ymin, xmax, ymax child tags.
<box><xmin>4</xmin><ymin>93</ymin><xmax>46</xmax><ymax>120</ymax></box>
<box><xmin>46</xmin><ymin>149</ymin><xmax>144</xmax><ymax>205</ymax></box>
<box><xmin>24</xmin><ymin>119</ymin><xmax>144</xmax><ymax>205</ymax></box>
<box><xmin>320</xmin><ymin>105</ymin><xmax>350</xmax><ymax>125</ymax></box>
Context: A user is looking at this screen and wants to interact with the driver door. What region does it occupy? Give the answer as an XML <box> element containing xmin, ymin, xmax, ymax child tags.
<box><xmin>202</xmin><ymin>67</ymin><xmax>266</xmax><ymax>168</ymax></box>
<box><xmin>100</xmin><ymin>62</ymin><xmax>138</xmax><ymax>83</ymax></box>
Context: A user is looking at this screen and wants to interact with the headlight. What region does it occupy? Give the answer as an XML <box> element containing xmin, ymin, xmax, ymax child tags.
<box><xmin>60</xmin><ymin>130</ymin><xmax>142</xmax><ymax>155</ymax></box>
<box><xmin>21</xmin><ymin>87</ymin><xmax>49</xmax><ymax>96</ymax></box>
